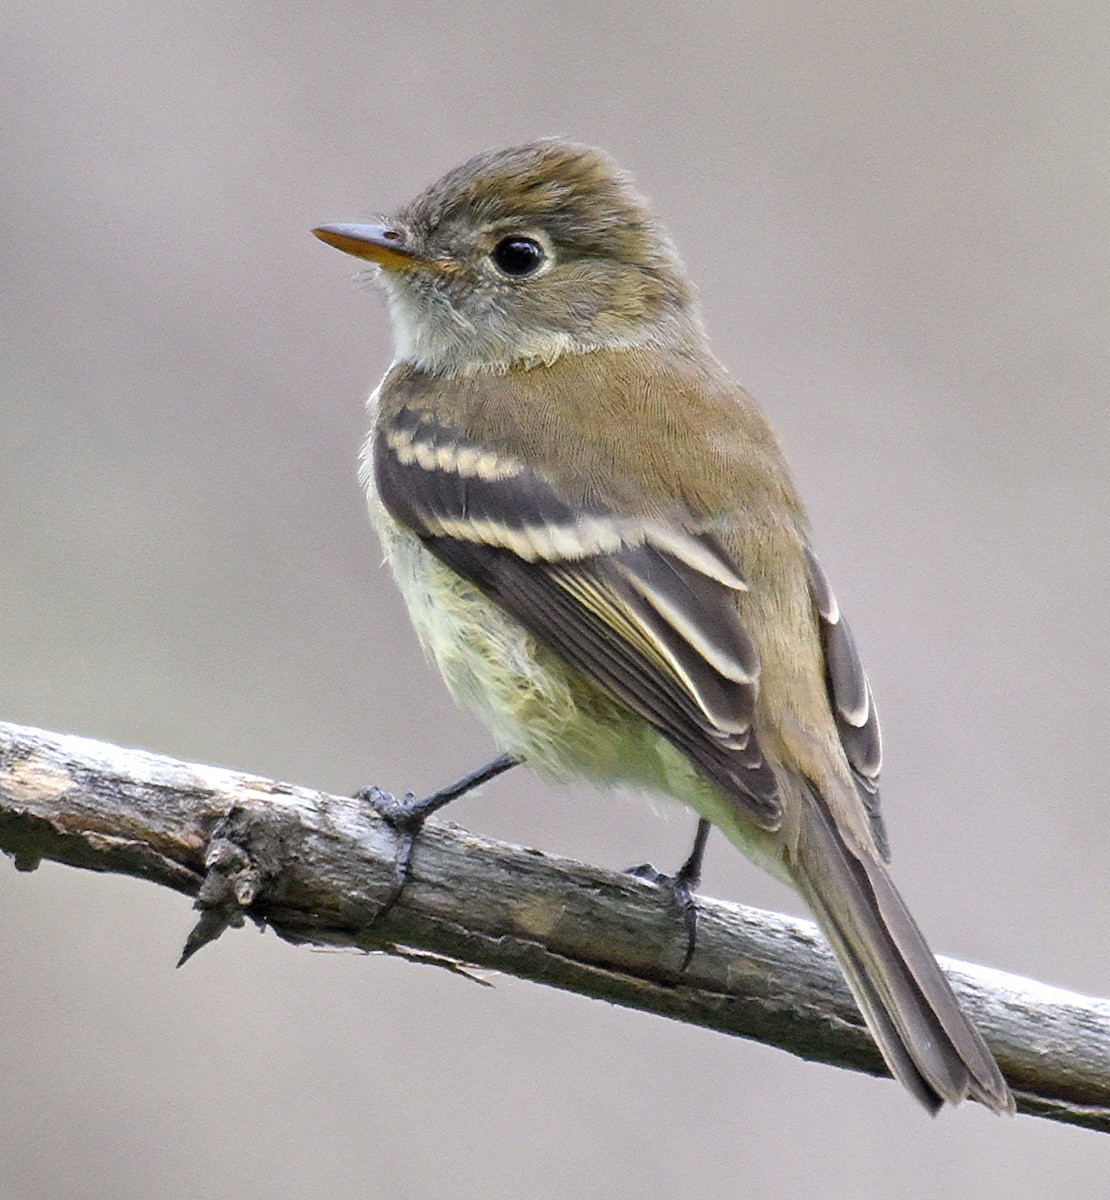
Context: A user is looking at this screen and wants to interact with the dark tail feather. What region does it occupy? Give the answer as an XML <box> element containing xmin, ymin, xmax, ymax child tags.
<box><xmin>792</xmin><ymin>790</ymin><xmax>1014</xmax><ymax>1114</ymax></box>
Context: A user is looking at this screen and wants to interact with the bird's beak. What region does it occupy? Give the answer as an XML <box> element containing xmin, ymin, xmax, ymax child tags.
<box><xmin>312</xmin><ymin>223</ymin><xmax>435</xmax><ymax>273</ymax></box>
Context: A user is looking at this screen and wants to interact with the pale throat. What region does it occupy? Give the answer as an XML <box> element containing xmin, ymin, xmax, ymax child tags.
<box><xmin>380</xmin><ymin>274</ymin><xmax>696</xmax><ymax>378</ymax></box>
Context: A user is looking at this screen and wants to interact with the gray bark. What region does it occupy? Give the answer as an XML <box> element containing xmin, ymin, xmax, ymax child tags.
<box><xmin>1</xmin><ymin>719</ymin><xmax>1106</xmax><ymax>1131</ymax></box>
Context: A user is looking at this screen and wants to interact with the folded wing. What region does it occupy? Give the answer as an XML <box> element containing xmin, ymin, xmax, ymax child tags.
<box><xmin>375</xmin><ymin>406</ymin><xmax>783</xmax><ymax>828</ymax></box>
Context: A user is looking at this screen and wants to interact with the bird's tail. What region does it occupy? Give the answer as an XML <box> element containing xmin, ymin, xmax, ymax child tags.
<box><xmin>790</xmin><ymin>789</ymin><xmax>1014</xmax><ymax>1114</ymax></box>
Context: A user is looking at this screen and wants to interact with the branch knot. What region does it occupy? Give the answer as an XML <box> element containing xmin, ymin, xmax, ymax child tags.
<box><xmin>178</xmin><ymin>806</ymin><xmax>287</xmax><ymax>965</ymax></box>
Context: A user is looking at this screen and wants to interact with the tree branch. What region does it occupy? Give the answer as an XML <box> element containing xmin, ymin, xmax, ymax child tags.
<box><xmin>1</xmin><ymin>719</ymin><xmax>1106</xmax><ymax>1131</ymax></box>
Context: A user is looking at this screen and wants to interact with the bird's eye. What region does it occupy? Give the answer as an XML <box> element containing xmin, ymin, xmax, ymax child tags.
<box><xmin>491</xmin><ymin>236</ymin><xmax>546</xmax><ymax>277</ymax></box>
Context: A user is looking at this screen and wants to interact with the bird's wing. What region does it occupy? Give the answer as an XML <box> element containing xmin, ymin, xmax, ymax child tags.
<box><xmin>374</xmin><ymin>405</ymin><xmax>782</xmax><ymax>829</ymax></box>
<box><xmin>803</xmin><ymin>546</ymin><xmax>887</xmax><ymax>857</ymax></box>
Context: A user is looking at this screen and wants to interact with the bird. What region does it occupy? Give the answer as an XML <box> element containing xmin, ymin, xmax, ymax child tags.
<box><xmin>313</xmin><ymin>139</ymin><xmax>1014</xmax><ymax>1115</ymax></box>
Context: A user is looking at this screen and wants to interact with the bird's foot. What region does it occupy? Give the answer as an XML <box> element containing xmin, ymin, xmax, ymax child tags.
<box><xmin>355</xmin><ymin>786</ymin><xmax>427</xmax><ymax>924</ymax></box>
<box><xmin>625</xmin><ymin>818</ymin><xmax>710</xmax><ymax>971</ymax></box>
<box><xmin>625</xmin><ymin>860</ymin><xmax>701</xmax><ymax>972</ymax></box>
<box><xmin>354</xmin><ymin>752</ymin><xmax>520</xmax><ymax>923</ymax></box>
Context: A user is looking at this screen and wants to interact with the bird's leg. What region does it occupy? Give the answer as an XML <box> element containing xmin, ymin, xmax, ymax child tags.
<box><xmin>356</xmin><ymin>752</ymin><xmax>520</xmax><ymax>922</ymax></box>
<box><xmin>626</xmin><ymin>817</ymin><xmax>711</xmax><ymax>971</ymax></box>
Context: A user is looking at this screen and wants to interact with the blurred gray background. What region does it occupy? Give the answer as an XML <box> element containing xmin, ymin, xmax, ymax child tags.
<box><xmin>2</xmin><ymin>2</ymin><xmax>1107</xmax><ymax>1196</ymax></box>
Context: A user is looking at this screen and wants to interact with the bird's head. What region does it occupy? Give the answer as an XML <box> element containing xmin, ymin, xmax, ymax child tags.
<box><xmin>314</xmin><ymin>140</ymin><xmax>701</xmax><ymax>374</ymax></box>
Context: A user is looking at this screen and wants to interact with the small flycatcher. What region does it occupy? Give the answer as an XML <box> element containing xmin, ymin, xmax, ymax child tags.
<box><xmin>314</xmin><ymin>140</ymin><xmax>1012</xmax><ymax>1114</ymax></box>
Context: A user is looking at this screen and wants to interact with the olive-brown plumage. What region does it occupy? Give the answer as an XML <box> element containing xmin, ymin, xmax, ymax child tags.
<box><xmin>314</xmin><ymin>140</ymin><xmax>1013</xmax><ymax>1114</ymax></box>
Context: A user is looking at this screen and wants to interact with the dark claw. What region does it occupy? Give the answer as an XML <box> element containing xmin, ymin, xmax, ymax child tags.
<box><xmin>625</xmin><ymin>861</ymin><xmax>700</xmax><ymax>971</ymax></box>
<box><xmin>625</xmin><ymin>818</ymin><xmax>711</xmax><ymax>971</ymax></box>
<box><xmin>355</xmin><ymin>786</ymin><xmax>423</xmax><ymax>832</ymax></box>
<box><xmin>625</xmin><ymin>862</ymin><xmax>668</xmax><ymax>886</ymax></box>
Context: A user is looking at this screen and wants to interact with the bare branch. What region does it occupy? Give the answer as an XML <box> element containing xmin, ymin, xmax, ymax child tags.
<box><xmin>1</xmin><ymin>719</ymin><xmax>1106</xmax><ymax>1131</ymax></box>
